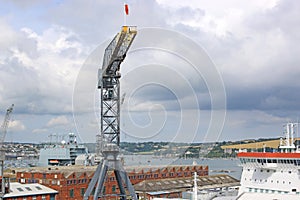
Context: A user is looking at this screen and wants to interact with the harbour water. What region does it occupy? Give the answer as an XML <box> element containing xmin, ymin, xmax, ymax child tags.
<box><xmin>122</xmin><ymin>155</ymin><xmax>242</xmax><ymax>180</ymax></box>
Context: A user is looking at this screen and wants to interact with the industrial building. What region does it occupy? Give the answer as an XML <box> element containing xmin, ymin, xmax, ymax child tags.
<box><xmin>134</xmin><ymin>174</ymin><xmax>240</xmax><ymax>199</ymax></box>
<box><xmin>14</xmin><ymin>164</ymin><xmax>208</xmax><ymax>199</ymax></box>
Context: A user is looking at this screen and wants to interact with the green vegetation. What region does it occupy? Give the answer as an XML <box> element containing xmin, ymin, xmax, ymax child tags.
<box><xmin>82</xmin><ymin>137</ymin><xmax>282</xmax><ymax>158</ymax></box>
<box><xmin>205</xmin><ymin>144</ymin><xmax>233</xmax><ymax>158</ymax></box>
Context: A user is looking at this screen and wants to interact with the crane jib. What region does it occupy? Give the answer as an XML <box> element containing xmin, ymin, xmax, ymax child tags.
<box><xmin>101</xmin><ymin>26</ymin><xmax>137</xmax><ymax>78</ymax></box>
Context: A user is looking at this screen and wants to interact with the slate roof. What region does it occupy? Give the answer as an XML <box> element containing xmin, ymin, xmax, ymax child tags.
<box><xmin>134</xmin><ymin>174</ymin><xmax>240</xmax><ymax>194</ymax></box>
<box><xmin>3</xmin><ymin>182</ymin><xmax>58</xmax><ymax>198</ymax></box>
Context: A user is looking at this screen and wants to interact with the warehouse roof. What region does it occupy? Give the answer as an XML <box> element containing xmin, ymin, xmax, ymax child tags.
<box><xmin>14</xmin><ymin>164</ymin><xmax>208</xmax><ymax>178</ymax></box>
<box><xmin>134</xmin><ymin>174</ymin><xmax>240</xmax><ymax>194</ymax></box>
<box><xmin>3</xmin><ymin>182</ymin><xmax>58</xmax><ymax>198</ymax></box>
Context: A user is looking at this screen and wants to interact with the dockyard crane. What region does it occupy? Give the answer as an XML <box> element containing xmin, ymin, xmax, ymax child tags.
<box><xmin>0</xmin><ymin>104</ymin><xmax>14</xmax><ymax>198</ymax></box>
<box><xmin>84</xmin><ymin>26</ymin><xmax>137</xmax><ymax>200</ymax></box>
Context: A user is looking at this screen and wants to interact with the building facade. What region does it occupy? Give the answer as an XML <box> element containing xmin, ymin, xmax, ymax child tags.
<box><xmin>15</xmin><ymin>165</ymin><xmax>208</xmax><ymax>199</ymax></box>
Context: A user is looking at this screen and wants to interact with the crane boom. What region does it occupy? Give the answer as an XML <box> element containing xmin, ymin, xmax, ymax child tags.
<box><xmin>0</xmin><ymin>104</ymin><xmax>14</xmax><ymax>144</ymax></box>
<box><xmin>98</xmin><ymin>26</ymin><xmax>137</xmax><ymax>88</ymax></box>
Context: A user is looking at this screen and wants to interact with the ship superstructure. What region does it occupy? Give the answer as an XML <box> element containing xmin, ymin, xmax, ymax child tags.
<box><xmin>237</xmin><ymin>123</ymin><xmax>300</xmax><ymax>199</ymax></box>
<box><xmin>38</xmin><ymin>133</ymin><xmax>88</xmax><ymax>167</ymax></box>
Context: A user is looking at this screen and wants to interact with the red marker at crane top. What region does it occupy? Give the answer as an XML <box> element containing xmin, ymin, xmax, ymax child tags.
<box><xmin>125</xmin><ymin>4</ymin><xmax>129</xmax><ymax>15</ymax></box>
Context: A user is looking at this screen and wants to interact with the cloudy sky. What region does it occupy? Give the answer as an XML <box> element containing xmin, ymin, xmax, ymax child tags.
<box><xmin>1</xmin><ymin>0</ymin><xmax>300</xmax><ymax>143</ymax></box>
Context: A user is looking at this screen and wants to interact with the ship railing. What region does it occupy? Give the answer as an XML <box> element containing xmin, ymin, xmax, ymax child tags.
<box><xmin>241</xmin><ymin>161</ymin><xmax>300</xmax><ymax>170</ymax></box>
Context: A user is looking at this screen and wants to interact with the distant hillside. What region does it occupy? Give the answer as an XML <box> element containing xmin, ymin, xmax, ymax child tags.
<box><xmin>221</xmin><ymin>138</ymin><xmax>300</xmax><ymax>150</ymax></box>
<box><xmin>82</xmin><ymin>137</ymin><xmax>298</xmax><ymax>158</ymax></box>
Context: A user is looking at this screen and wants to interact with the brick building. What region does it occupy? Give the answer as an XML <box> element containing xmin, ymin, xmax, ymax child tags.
<box><xmin>15</xmin><ymin>164</ymin><xmax>208</xmax><ymax>199</ymax></box>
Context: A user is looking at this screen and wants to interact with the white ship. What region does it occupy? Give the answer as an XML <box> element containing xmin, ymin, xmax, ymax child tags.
<box><xmin>237</xmin><ymin>122</ymin><xmax>300</xmax><ymax>200</ymax></box>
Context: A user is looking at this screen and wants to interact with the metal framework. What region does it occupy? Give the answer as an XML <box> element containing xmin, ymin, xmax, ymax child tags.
<box><xmin>0</xmin><ymin>104</ymin><xmax>14</xmax><ymax>199</ymax></box>
<box><xmin>84</xmin><ymin>26</ymin><xmax>137</xmax><ymax>200</ymax></box>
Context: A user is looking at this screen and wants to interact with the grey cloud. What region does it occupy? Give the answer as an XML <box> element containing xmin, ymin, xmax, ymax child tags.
<box><xmin>0</xmin><ymin>25</ymin><xmax>87</xmax><ymax>115</ymax></box>
<box><xmin>2</xmin><ymin>0</ymin><xmax>300</xmax><ymax>142</ymax></box>
<box><xmin>45</xmin><ymin>0</ymin><xmax>169</xmax><ymax>45</ymax></box>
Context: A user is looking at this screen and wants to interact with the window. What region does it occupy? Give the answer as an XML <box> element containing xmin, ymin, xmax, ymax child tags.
<box><xmin>112</xmin><ymin>185</ymin><xmax>116</xmax><ymax>193</ymax></box>
<box><xmin>50</xmin><ymin>195</ymin><xmax>55</xmax><ymax>200</ymax></box>
<box><xmin>70</xmin><ymin>189</ymin><xmax>74</xmax><ymax>198</ymax></box>
<box><xmin>23</xmin><ymin>198</ymin><xmax>27</xmax><ymax>200</ymax></box>
<box><xmin>138</xmin><ymin>175</ymin><xmax>144</xmax><ymax>179</ymax></box>
<box><xmin>17</xmin><ymin>187</ymin><xmax>24</xmax><ymax>192</ymax></box>
<box><xmin>81</xmin><ymin>188</ymin><xmax>85</xmax><ymax>196</ymax></box>
<box><xmin>42</xmin><ymin>195</ymin><xmax>46</xmax><ymax>200</ymax></box>
<box><xmin>32</xmin><ymin>196</ymin><xmax>36</xmax><ymax>200</ymax></box>
<box><xmin>35</xmin><ymin>186</ymin><xmax>42</xmax><ymax>190</ymax></box>
<box><xmin>25</xmin><ymin>187</ymin><xmax>32</xmax><ymax>191</ymax></box>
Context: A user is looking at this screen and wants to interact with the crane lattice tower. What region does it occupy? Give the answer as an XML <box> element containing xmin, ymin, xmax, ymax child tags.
<box><xmin>84</xmin><ymin>26</ymin><xmax>137</xmax><ymax>200</ymax></box>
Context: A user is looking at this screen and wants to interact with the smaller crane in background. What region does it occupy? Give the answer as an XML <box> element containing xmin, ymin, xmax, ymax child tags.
<box><xmin>0</xmin><ymin>104</ymin><xmax>14</xmax><ymax>198</ymax></box>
